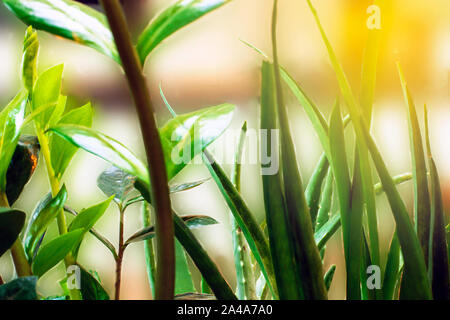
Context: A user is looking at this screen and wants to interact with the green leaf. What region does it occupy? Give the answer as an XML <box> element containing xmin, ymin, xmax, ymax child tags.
<box><xmin>31</xmin><ymin>64</ymin><xmax>63</xmax><ymax>130</ymax></box>
<box><xmin>0</xmin><ymin>90</ymin><xmax>28</xmax><ymax>192</ymax></box>
<box><xmin>314</xmin><ymin>213</ymin><xmax>341</xmax><ymax>251</ymax></box>
<box><xmin>97</xmin><ymin>166</ymin><xmax>136</xmax><ymax>205</ymax></box>
<box><xmin>0</xmin><ymin>208</ymin><xmax>26</xmax><ymax>257</ymax></box>
<box><xmin>203</xmin><ymin>150</ymin><xmax>277</xmax><ymax>298</ymax></box>
<box><xmin>32</xmin><ymin>228</ymin><xmax>84</xmax><ymax>277</ymax></box>
<box><xmin>24</xmin><ymin>185</ymin><xmax>68</xmax><ymax>261</ymax></box>
<box><xmin>79</xmin><ymin>265</ymin><xmax>109</xmax><ymax>300</ymax></box>
<box><xmin>424</xmin><ymin>105</ymin><xmax>449</xmax><ymax>300</ymax></box>
<box><xmin>175</xmin><ymin>239</ymin><xmax>195</xmax><ymax>295</ymax></box>
<box><xmin>359</xmin><ymin>117</ymin><xmax>432</xmax><ymax>299</ymax></box>
<box><xmin>305</xmin><ymin>154</ymin><xmax>329</xmax><ymax>225</ymax></box>
<box><xmin>383</xmin><ymin>232</ymin><xmax>400</xmax><ymax>299</ymax></box>
<box><xmin>169</xmin><ymin>178</ymin><xmax>210</xmax><ymax>193</ymax></box>
<box><xmin>324</xmin><ymin>264</ymin><xmax>336</xmax><ymax>291</ymax></box>
<box><xmin>260</xmin><ymin>61</ymin><xmax>301</xmax><ymax>299</ymax></box>
<box><xmin>21</xmin><ymin>26</ymin><xmax>39</xmax><ymax>92</ymax></box>
<box><xmin>125</xmin><ymin>214</ymin><xmax>218</xmax><ymax>244</ymax></box>
<box><xmin>50</xmin><ymin>103</ymin><xmax>93</xmax><ymax>179</ymax></box>
<box><xmin>68</xmin><ymin>196</ymin><xmax>113</xmax><ymax>258</ymax></box>
<box><xmin>48</xmin><ymin>125</ymin><xmax>149</xmax><ymax>184</ymax></box>
<box><xmin>0</xmin><ymin>276</ymin><xmax>37</xmax><ymax>300</ymax></box>
<box><xmin>3</xmin><ymin>0</ymin><xmax>119</xmax><ymax>63</ymax></box>
<box><xmin>137</xmin><ymin>0</ymin><xmax>231</xmax><ymax>64</ymax></box>
<box><xmin>315</xmin><ymin>168</ymin><xmax>333</xmax><ymax>232</ymax></box>
<box><xmin>160</xmin><ymin>103</ymin><xmax>235</xmax><ymax>180</ymax></box>
<box><xmin>6</xmin><ymin>135</ymin><xmax>40</xmax><ymax>205</ymax></box>
<box><xmin>398</xmin><ymin>64</ymin><xmax>431</xmax><ymax>264</ymax></box>
<box><xmin>135</xmin><ymin>182</ymin><xmax>236</xmax><ymax>300</ymax></box>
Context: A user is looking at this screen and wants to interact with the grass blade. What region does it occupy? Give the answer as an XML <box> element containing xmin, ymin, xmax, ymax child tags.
<box><xmin>324</xmin><ymin>264</ymin><xmax>336</xmax><ymax>291</ymax></box>
<box><xmin>383</xmin><ymin>232</ymin><xmax>400</xmax><ymax>299</ymax></box>
<box><xmin>424</xmin><ymin>105</ymin><xmax>449</xmax><ymax>300</ymax></box>
<box><xmin>397</xmin><ymin>64</ymin><xmax>431</xmax><ymax>263</ymax></box>
<box><xmin>360</xmin><ymin>117</ymin><xmax>432</xmax><ymax>299</ymax></box>
<box><xmin>260</xmin><ymin>61</ymin><xmax>302</xmax><ymax>299</ymax></box>
<box><xmin>271</xmin><ymin>0</ymin><xmax>326</xmax><ymax>300</ymax></box>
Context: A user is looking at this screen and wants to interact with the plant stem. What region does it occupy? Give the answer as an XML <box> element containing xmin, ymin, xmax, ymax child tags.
<box><xmin>100</xmin><ymin>0</ymin><xmax>175</xmax><ymax>300</ymax></box>
<box><xmin>35</xmin><ymin>130</ymin><xmax>82</xmax><ymax>300</ymax></box>
<box><xmin>142</xmin><ymin>201</ymin><xmax>156</xmax><ymax>297</ymax></box>
<box><xmin>0</xmin><ymin>192</ymin><xmax>32</xmax><ymax>277</ymax></box>
<box><xmin>114</xmin><ymin>206</ymin><xmax>125</xmax><ymax>300</ymax></box>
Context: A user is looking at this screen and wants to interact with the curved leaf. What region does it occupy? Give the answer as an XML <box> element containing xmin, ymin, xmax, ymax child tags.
<box><xmin>3</xmin><ymin>0</ymin><xmax>119</xmax><ymax>63</ymax></box>
<box><xmin>0</xmin><ymin>90</ymin><xmax>28</xmax><ymax>192</ymax></box>
<box><xmin>137</xmin><ymin>0</ymin><xmax>231</xmax><ymax>64</ymax></box>
<box><xmin>31</xmin><ymin>228</ymin><xmax>84</xmax><ymax>277</ymax></box>
<box><xmin>24</xmin><ymin>185</ymin><xmax>67</xmax><ymax>261</ymax></box>
<box><xmin>126</xmin><ymin>214</ymin><xmax>218</xmax><ymax>244</ymax></box>
<box><xmin>79</xmin><ymin>265</ymin><xmax>109</xmax><ymax>300</ymax></box>
<box><xmin>6</xmin><ymin>136</ymin><xmax>40</xmax><ymax>205</ymax></box>
<box><xmin>97</xmin><ymin>166</ymin><xmax>136</xmax><ymax>205</ymax></box>
<box><xmin>0</xmin><ymin>208</ymin><xmax>26</xmax><ymax>257</ymax></box>
<box><xmin>21</xmin><ymin>26</ymin><xmax>39</xmax><ymax>92</ymax></box>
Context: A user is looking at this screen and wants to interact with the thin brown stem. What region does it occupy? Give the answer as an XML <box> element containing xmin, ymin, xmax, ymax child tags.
<box><xmin>114</xmin><ymin>207</ymin><xmax>125</xmax><ymax>300</ymax></box>
<box><xmin>100</xmin><ymin>0</ymin><xmax>175</xmax><ymax>300</ymax></box>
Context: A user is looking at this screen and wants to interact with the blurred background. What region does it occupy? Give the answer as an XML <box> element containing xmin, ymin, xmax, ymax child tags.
<box><xmin>0</xmin><ymin>0</ymin><xmax>449</xmax><ymax>299</ymax></box>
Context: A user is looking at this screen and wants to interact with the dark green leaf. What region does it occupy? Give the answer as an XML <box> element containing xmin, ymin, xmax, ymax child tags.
<box><xmin>383</xmin><ymin>232</ymin><xmax>400</xmax><ymax>300</ymax></box>
<box><xmin>24</xmin><ymin>185</ymin><xmax>68</xmax><ymax>261</ymax></box>
<box><xmin>79</xmin><ymin>265</ymin><xmax>110</xmax><ymax>300</ymax></box>
<box><xmin>424</xmin><ymin>105</ymin><xmax>449</xmax><ymax>300</ymax></box>
<box><xmin>175</xmin><ymin>292</ymin><xmax>216</xmax><ymax>300</ymax></box>
<box><xmin>3</xmin><ymin>0</ymin><xmax>119</xmax><ymax>62</ymax></box>
<box><xmin>50</xmin><ymin>102</ymin><xmax>93</xmax><ymax>179</ymax></box>
<box><xmin>260</xmin><ymin>61</ymin><xmax>301</xmax><ymax>299</ymax></box>
<box><xmin>0</xmin><ymin>208</ymin><xmax>26</xmax><ymax>257</ymax></box>
<box><xmin>137</xmin><ymin>0</ymin><xmax>231</xmax><ymax>64</ymax></box>
<box><xmin>0</xmin><ymin>276</ymin><xmax>37</xmax><ymax>300</ymax></box>
<box><xmin>175</xmin><ymin>239</ymin><xmax>195</xmax><ymax>295</ymax></box>
<box><xmin>6</xmin><ymin>135</ymin><xmax>40</xmax><ymax>205</ymax></box>
<box><xmin>0</xmin><ymin>90</ymin><xmax>28</xmax><ymax>193</ymax></box>
<box><xmin>125</xmin><ymin>214</ymin><xmax>218</xmax><ymax>244</ymax></box>
<box><xmin>32</xmin><ymin>228</ymin><xmax>84</xmax><ymax>277</ymax></box>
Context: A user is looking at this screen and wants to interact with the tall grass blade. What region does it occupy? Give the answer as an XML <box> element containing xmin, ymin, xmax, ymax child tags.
<box><xmin>360</xmin><ymin>117</ymin><xmax>432</xmax><ymax>299</ymax></box>
<box><xmin>424</xmin><ymin>105</ymin><xmax>449</xmax><ymax>300</ymax></box>
<box><xmin>271</xmin><ymin>0</ymin><xmax>326</xmax><ymax>299</ymax></box>
<box><xmin>261</xmin><ymin>61</ymin><xmax>302</xmax><ymax>299</ymax></box>
<box><xmin>383</xmin><ymin>232</ymin><xmax>400</xmax><ymax>299</ymax></box>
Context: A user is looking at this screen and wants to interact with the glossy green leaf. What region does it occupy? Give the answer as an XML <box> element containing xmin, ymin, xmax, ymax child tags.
<box><xmin>398</xmin><ymin>64</ymin><xmax>431</xmax><ymax>264</ymax></box>
<box><xmin>31</xmin><ymin>64</ymin><xmax>63</xmax><ymax>130</ymax></box>
<box><xmin>97</xmin><ymin>166</ymin><xmax>136</xmax><ymax>205</ymax></box>
<box><xmin>260</xmin><ymin>61</ymin><xmax>301</xmax><ymax>299</ymax></box>
<box><xmin>160</xmin><ymin>103</ymin><xmax>235</xmax><ymax>180</ymax></box>
<box><xmin>0</xmin><ymin>276</ymin><xmax>37</xmax><ymax>300</ymax></box>
<box><xmin>137</xmin><ymin>0</ymin><xmax>231</xmax><ymax>64</ymax></box>
<box><xmin>48</xmin><ymin>125</ymin><xmax>149</xmax><ymax>184</ymax></box>
<box><xmin>305</xmin><ymin>154</ymin><xmax>329</xmax><ymax>225</ymax></box>
<box><xmin>3</xmin><ymin>0</ymin><xmax>119</xmax><ymax>63</ymax></box>
<box><xmin>24</xmin><ymin>185</ymin><xmax>67</xmax><ymax>261</ymax></box>
<box><xmin>314</xmin><ymin>213</ymin><xmax>341</xmax><ymax>251</ymax></box>
<box><xmin>0</xmin><ymin>90</ymin><xmax>28</xmax><ymax>193</ymax></box>
<box><xmin>6</xmin><ymin>135</ymin><xmax>40</xmax><ymax>205</ymax></box>
<box><xmin>32</xmin><ymin>228</ymin><xmax>84</xmax><ymax>277</ymax></box>
<box><xmin>50</xmin><ymin>103</ymin><xmax>93</xmax><ymax>179</ymax></box>
<box><xmin>315</xmin><ymin>168</ymin><xmax>333</xmax><ymax>232</ymax></box>
<box><xmin>125</xmin><ymin>214</ymin><xmax>218</xmax><ymax>244</ymax></box>
<box><xmin>21</xmin><ymin>26</ymin><xmax>39</xmax><ymax>92</ymax></box>
<box><xmin>169</xmin><ymin>178</ymin><xmax>210</xmax><ymax>193</ymax></box>
<box><xmin>79</xmin><ymin>265</ymin><xmax>109</xmax><ymax>300</ymax></box>
<box><xmin>0</xmin><ymin>208</ymin><xmax>26</xmax><ymax>257</ymax></box>
<box><xmin>424</xmin><ymin>105</ymin><xmax>449</xmax><ymax>300</ymax></box>
<box><xmin>360</xmin><ymin>117</ymin><xmax>432</xmax><ymax>299</ymax></box>
<box><xmin>374</xmin><ymin>173</ymin><xmax>412</xmax><ymax>195</ymax></box>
